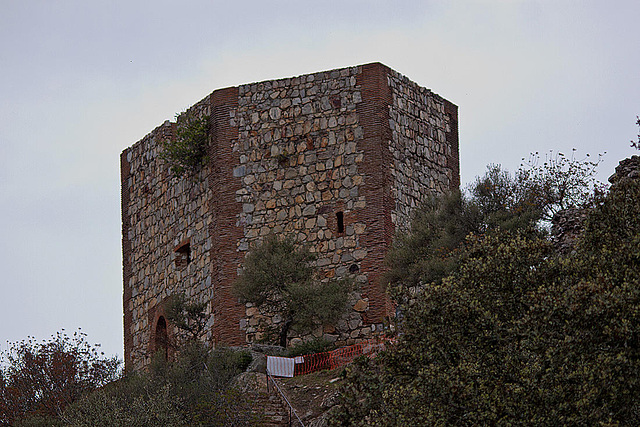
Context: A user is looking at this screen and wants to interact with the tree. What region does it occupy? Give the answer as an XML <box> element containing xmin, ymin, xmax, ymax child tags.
<box><xmin>517</xmin><ymin>149</ymin><xmax>604</xmax><ymax>223</ymax></box>
<box><xmin>0</xmin><ymin>330</ymin><xmax>120</xmax><ymax>425</ymax></box>
<box><xmin>233</xmin><ymin>234</ymin><xmax>351</xmax><ymax>348</ymax></box>
<box><xmin>331</xmin><ymin>157</ymin><xmax>640</xmax><ymax>426</ymax></box>
<box><xmin>165</xmin><ymin>293</ymin><xmax>209</xmax><ymax>344</ymax></box>
<box><xmin>384</xmin><ymin>190</ymin><xmax>481</xmax><ymax>294</ymax></box>
<box><xmin>385</xmin><ymin>151</ymin><xmax>603</xmax><ymax>294</ymax></box>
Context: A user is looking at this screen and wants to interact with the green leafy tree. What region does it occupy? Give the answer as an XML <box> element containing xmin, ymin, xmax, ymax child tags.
<box><xmin>332</xmin><ymin>157</ymin><xmax>640</xmax><ymax>426</ymax></box>
<box><xmin>384</xmin><ymin>190</ymin><xmax>481</xmax><ymax>294</ymax></box>
<box><xmin>0</xmin><ymin>330</ymin><xmax>120</xmax><ymax>425</ymax></box>
<box><xmin>233</xmin><ymin>234</ymin><xmax>351</xmax><ymax>348</ymax></box>
<box><xmin>470</xmin><ymin>164</ymin><xmax>543</xmax><ymax>231</ymax></box>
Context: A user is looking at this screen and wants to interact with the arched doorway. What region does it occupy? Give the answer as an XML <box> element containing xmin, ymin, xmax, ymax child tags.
<box><xmin>155</xmin><ymin>316</ymin><xmax>168</xmax><ymax>360</ymax></box>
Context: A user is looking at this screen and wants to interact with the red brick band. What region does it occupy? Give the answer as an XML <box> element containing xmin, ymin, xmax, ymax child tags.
<box><xmin>208</xmin><ymin>87</ymin><xmax>246</xmax><ymax>346</ymax></box>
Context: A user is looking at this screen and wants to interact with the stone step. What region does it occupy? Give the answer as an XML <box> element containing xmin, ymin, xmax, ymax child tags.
<box><xmin>249</xmin><ymin>391</ymin><xmax>291</xmax><ymax>426</ymax></box>
<box><xmin>233</xmin><ymin>372</ymin><xmax>296</xmax><ymax>427</ymax></box>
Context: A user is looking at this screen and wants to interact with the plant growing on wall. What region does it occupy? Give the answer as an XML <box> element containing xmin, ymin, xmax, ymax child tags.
<box><xmin>161</xmin><ymin>113</ymin><xmax>211</xmax><ymax>177</ymax></box>
<box><xmin>233</xmin><ymin>234</ymin><xmax>352</xmax><ymax>348</ymax></box>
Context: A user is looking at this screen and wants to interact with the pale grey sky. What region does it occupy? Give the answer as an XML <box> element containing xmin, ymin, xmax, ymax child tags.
<box><xmin>1</xmin><ymin>0</ymin><xmax>638</xmax><ymax>360</ymax></box>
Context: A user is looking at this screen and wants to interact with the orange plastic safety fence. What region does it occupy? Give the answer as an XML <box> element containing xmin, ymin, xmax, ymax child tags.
<box><xmin>294</xmin><ymin>351</ymin><xmax>331</xmax><ymax>376</ymax></box>
<box><xmin>294</xmin><ymin>337</ymin><xmax>390</xmax><ymax>376</ymax></box>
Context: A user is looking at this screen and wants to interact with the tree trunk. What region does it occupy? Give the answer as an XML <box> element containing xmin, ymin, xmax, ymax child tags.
<box><xmin>279</xmin><ymin>318</ymin><xmax>293</xmax><ymax>348</ymax></box>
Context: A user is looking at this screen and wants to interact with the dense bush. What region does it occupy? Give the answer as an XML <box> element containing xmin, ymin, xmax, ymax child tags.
<box><xmin>385</xmin><ymin>152</ymin><xmax>603</xmax><ymax>296</ymax></box>
<box><xmin>331</xmin><ymin>159</ymin><xmax>640</xmax><ymax>426</ymax></box>
<box><xmin>63</xmin><ymin>344</ymin><xmax>255</xmax><ymax>426</ymax></box>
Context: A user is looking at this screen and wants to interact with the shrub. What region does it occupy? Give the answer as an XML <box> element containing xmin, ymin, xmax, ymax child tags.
<box><xmin>63</xmin><ymin>344</ymin><xmax>255</xmax><ymax>426</ymax></box>
<box><xmin>161</xmin><ymin>113</ymin><xmax>210</xmax><ymax>177</ymax></box>
<box><xmin>286</xmin><ymin>337</ymin><xmax>335</xmax><ymax>357</ymax></box>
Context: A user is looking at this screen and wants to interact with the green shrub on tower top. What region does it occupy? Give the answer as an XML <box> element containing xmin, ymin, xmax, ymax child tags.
<box><xmin>161</xmin><ymin>113</ymin><xmax>210</xmax><ymax>178</ymax></box>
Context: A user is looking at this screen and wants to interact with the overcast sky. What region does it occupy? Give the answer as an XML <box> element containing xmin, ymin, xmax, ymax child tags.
<box><xmin>1</xmin><ymin>1</ymin><xmax>638</xmax><ymax>360</ymax></box>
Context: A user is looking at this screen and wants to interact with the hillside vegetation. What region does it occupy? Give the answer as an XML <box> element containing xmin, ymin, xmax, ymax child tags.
<box><xmin>2</xmin><ymin>151</ymin><xmax>638</xmax><ymax>426</ymax></box>
<box><xmin>330</xmin><ymin>155</ymin><xmax>640</xmax><ymax>425</ymax></box>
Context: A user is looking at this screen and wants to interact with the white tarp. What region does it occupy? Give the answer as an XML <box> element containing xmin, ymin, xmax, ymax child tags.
<box><xmin>266</xmin><ymin>356</ymin><xmax>295</xmax><ymax>378</ymax></box>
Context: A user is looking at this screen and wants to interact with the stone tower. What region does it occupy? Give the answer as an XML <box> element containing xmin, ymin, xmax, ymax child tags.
<box><xmin>121</xmin><ymin>62</ymin><xmax>459</xmax><ymax>371</ymax></box>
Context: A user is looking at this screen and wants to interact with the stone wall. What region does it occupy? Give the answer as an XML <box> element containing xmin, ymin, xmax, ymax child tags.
<box><xmin>122</xmin><ymin>102</ymin><xmax>216</xmax><ymax>371</ymax></box>
<box><xmin>121</xmin><ymin>63</ymin><xmax>459</xmax><ymax>370</ymax></box>
<box><xmin>551</xmin><ymin>207</ymin><xmax>589</xmax><ymax>254</ymax></box>
<box><xmin>231</xmin><ymin>67</ymin><xmax>373</xmax><ymax>346</ymax></box>
<box><xmin>387</xmin><ymin>70</ymin><xmax>459</xmax><ymax>232</ymax></box>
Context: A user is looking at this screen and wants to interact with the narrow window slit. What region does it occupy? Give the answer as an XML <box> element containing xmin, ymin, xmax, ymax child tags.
<box><xmin>336</xmin><ymin>211</ymin><xmax>344</xmax><ymax>234</ymax></box>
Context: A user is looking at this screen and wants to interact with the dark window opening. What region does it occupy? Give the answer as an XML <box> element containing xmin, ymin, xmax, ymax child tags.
<box><xmin>175</xmin><ymin>240</ymin><xmax>191</xmax><ymax>268</ymax></box>
<box><xmin>155</xmin><ymin>316</ymin><xmax>168</xmax><ymax>360</ymax></box>
<box><xmin>349</xmin><ymin>263</ymin><xmax>359</xmax><ymax>273</ymax></box>
<box><xmin>336</xmin><ymin>211</ymin><xmax>344</xmax><ymax>234</ymax></box>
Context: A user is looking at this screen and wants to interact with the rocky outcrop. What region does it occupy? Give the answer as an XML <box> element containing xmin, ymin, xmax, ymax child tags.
<box><xmin>608</xmin><ymin>155</ymin><xmax>640</xmax><ymax>186</ymax></box>
<box><xmin>552</xmin><ymin>155</ymin><xmax>640</xmax><ymax>254</ymax></box>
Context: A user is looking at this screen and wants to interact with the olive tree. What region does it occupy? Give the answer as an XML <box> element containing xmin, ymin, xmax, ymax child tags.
<box><xmin>233</xmin><ymin>234</ymin><xmax>351</xmax><ymax>348</ymax></box>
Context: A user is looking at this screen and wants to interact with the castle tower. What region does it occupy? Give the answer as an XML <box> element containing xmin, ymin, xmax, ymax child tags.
<box><xmin>121</xmin><ymin>63</ymin><xmax>459</xmax><ymax>371</ymax></box>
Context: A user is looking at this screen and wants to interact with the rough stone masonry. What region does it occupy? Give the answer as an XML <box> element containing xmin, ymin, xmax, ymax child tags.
<box><xmin>121</xmin><ymin>62</ymin><xmax>459</xmax><ymax>371</ymax></box>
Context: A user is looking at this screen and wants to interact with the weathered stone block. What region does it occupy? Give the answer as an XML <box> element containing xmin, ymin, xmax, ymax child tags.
<box><xmin>353</xmin><ymin>299</ymin><xmax>368</xmax><ymax>312</ymax></box>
